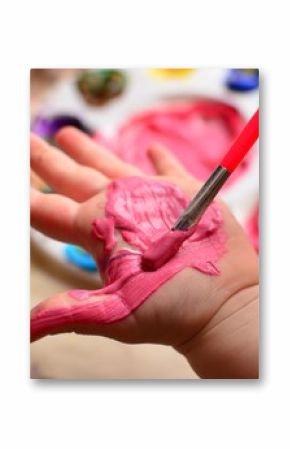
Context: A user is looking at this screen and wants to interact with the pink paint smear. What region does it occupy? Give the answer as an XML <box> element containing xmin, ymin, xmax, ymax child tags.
<box><xmin>31</xmin><ymin>177</ymin><xmax>227</xmax><ymax>341</ymax></box>
<box><xmin>94</xmin><ymin>100</ymin><xmax>251</xmax><ymax>188</ymax></box>
<box><xmin>246</xmin><ymin>204</ymin><xmax>259</xmax><ymax>252</ymax></box>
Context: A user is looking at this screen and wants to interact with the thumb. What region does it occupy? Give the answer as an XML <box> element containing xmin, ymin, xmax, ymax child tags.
<box><xmin>148</xmin><ymin>143</ymin><xmax>202</xmax><ymax>195</ymax></box>
<box><xmin>30</xmin><ymin>289</ymin><xmax>130</xmax><ymax>342</ymax></box>
<box><xmin>148</xmin><ymin>143</ymin><xmax>189</xmax><ymax>177</ymax></box>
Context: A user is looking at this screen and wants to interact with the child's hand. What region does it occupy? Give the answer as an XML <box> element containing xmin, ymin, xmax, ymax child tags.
<box><xmin>30</xmin><ymin>128</ymin><xmax>259</xmax><ymax>378</ymax></box>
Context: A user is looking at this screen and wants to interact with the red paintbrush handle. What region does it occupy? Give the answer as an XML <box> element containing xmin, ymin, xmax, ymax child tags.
<box><xmin>221</xmin><ymin>109</ymin><xmax>259</xmax><ymax>173</ymax></box>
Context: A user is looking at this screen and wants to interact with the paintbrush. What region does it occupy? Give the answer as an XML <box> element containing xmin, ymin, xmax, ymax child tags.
<box><xmin>173</xmin><ymin>109</ymin><xmax>259</xmax><ymax>231</ymax></box>
<box><xmin>142</xmin><ymin>109</ymin><xmax>259</xmax><ymax>270</ymax></box>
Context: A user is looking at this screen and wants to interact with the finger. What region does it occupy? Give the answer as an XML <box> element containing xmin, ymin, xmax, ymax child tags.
<box><xmin>31</xmin><ymin>133</ymin><xmax>108</xmax><ymax>201</ymax></box>
<box><xmin>30</xmin><ymin>187</ymin><xmax>79</xmax><ymax>244</ymax></box>
<box><xmin>147</xmin><ymin>143</ymin><xmax>191</xmax><ymax>177</ymax></box>
<box><xmin>148</xmin><ymin>143</ymin><xmax>202</xmax><ymax>192</ymax></box>
<box><xmin>55</xmin><ymin>127</ymin><xmax>143</xmax><ymax>178</ymax></box>
<box><xmin>30</xmin><ymin>289</ymin><xmax>133</xmax><ymax>342</ymax></box>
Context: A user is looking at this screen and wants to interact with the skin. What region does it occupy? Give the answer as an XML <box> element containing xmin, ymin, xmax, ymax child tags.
<box><xmin>30</xmin><ymin>128</ymin><xmax>259</xmax><ymax>379</ymax></box>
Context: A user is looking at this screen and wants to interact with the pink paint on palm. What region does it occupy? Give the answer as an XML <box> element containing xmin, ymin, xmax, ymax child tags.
<box><xmin>142</xmin><ymin>228</ymin><xmax>195</xmax><ymax>270</ymax></box>
<box><xmin>31</xmin><ymin>178</ymin><xmax>227</xmax><ymax>341</ymax></box>
<box><xmin>94</xmin><ymin>100</ymin><xmax>249</xmax><ymax>188</ymax></box>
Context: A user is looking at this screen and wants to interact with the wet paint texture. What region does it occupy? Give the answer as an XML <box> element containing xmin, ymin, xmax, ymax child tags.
<box><xmin>94</xmin><ymin>100</ymin><xmax>250</xmax><ymax>188</ymax></box>
<box><xmin>31</xmin><ymin>178</ymin><xmax>226</xmax><ymax>341</ymax></box>
<box><xmin>142</xmin><ymin>229</ymin><xmax>195</xmax><ymax>270</ymax></box>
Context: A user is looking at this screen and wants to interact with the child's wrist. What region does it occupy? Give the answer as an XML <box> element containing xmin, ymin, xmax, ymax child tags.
<box><xmin>176</xmin><ymin>285</ymin><xmax>259</xmax><ymax>379</ymax></box>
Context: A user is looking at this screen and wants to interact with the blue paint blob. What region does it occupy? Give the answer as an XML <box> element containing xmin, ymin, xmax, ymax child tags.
<box><xmin>64</xmin><ymin>245</ymin><xmax>98</xmax><ymax>272</ymax></box>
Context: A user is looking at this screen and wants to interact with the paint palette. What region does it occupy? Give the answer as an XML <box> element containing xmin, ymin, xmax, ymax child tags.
<box><xmin>31</xmin><ymin>68</ymin><xmax>259</xmax><ymax>279</ymax></box>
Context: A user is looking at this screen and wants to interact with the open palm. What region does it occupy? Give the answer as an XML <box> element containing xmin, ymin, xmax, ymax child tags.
<box><xmin>30</xmin><ymin>128</ymin><xmax>258</xmax><ymax>365</ymax></box>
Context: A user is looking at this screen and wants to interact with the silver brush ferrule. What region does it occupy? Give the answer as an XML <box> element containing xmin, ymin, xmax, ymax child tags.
<box><xmin>173</xmin><ymin>166</ymin><xmax>230</xmax><ymax>231</ymax></box>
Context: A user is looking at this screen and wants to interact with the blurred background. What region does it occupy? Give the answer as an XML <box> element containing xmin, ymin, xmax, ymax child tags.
<box><xmin>30</xmin><ymin>68</ymin><xmax>259</xmax><ymax>379</ymax></box>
